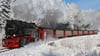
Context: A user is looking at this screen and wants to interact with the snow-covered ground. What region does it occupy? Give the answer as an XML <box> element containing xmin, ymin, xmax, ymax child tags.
<box><xmin>0</xmin><ymin>33</ymin><xmax>100</xmax><ymax>56</ymax></box>
<box><xmin>0</xmin><ymin>29</ymin><xmax>5</xmax><ymax>48</ymax></box>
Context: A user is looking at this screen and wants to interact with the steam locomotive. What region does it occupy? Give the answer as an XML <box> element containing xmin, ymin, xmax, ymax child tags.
<box><xmin>2</xmin><ymin>20</ymin><xmax>98</xmax><ymax>48</ymax></box>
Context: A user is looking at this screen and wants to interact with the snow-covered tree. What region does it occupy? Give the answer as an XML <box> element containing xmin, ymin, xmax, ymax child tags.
<box><xmin>80</xmin><ymin>10</ymin><xmax>94</xmax><ymax>30</ymax></box>
<box><xmin>0</xmin><ymin>0</ymin><xmax>14</xmax><ymax>28</ymax></box>
<box><xmin>92</xmin><ymin>9</ymin><xmax>100</xmax><ymax>30</ymax></box>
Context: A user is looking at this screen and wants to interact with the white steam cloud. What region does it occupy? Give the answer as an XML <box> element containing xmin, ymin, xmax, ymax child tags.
<box><xmin>11</xmin><ymin>0</ymin><xmax>96</xmax><ymax>30</ymax></box>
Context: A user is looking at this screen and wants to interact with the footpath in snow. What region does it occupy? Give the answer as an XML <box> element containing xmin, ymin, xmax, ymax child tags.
<box><xmin>0</xmin><ymin>33</ymin><xmax>100</xmax><ymax>56</ymax></box>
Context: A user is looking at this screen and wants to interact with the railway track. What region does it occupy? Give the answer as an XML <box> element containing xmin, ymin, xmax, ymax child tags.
<box><xmin>0</xmin><ymin>48</ymin><xmax>11</xmax><ymax>53</ymax></box>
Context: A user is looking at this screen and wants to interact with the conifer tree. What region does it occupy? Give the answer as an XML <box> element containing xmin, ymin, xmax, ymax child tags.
<box><xmin>0</xmin><ymin>0</ymin><xmax>13</xmax><ymax>28</ymax></box>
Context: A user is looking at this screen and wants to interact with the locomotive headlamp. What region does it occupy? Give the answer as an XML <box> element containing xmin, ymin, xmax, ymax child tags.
<box><xmin>13</xmin><ymin>34</ymin><xmax>16</xmax><ymax>36</ymax></box>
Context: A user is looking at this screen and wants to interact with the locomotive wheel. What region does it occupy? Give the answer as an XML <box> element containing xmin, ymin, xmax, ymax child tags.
<box><xmin>19</xmin><ymin>37</ymin><xmax>27</xmax><ymax>47</ymax></box>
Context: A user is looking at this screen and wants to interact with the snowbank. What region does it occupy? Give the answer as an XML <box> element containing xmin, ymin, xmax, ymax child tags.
<box><xmin>0</xmin><ymin>33</ymin><xmax>100</xmax><ymax>56</ymax></box>
<box><xmin>0</xmin><ymin>29</ymin><xmax>5</xmax><ymax>48</ymax></box>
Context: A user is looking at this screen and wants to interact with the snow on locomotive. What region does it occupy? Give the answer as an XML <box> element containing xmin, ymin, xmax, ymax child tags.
<box><xmin>2</xmin><ymin>20</ymin><xmax>98</xmax><ymax>48</ymax></box>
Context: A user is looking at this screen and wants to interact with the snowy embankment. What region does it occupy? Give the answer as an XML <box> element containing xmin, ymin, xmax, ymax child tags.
<box><xmin>0</xmin><ymin>29</ymin><xmax>5</xmax><ymax>48</ymax></box>
<box><xmin>0</xmin><ymin>33</ymin><xmax>100</xmax><ymax>56</ymax></box>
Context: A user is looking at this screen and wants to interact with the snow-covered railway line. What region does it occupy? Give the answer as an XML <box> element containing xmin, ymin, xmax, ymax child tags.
<box><xmin>0</xmin><ymin>48</ymin><xmax>11</xmax><ymax>53</ymax></box>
